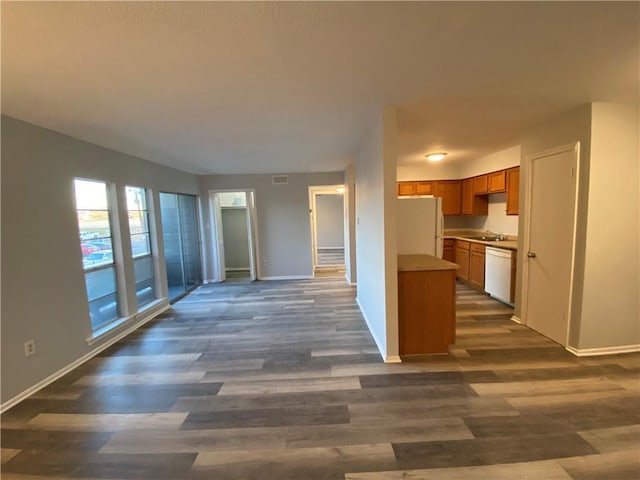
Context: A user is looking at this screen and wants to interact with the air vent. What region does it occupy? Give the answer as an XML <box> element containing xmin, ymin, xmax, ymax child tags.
<box><xmin>272</xmin><ymin>175</ymin><xmax>289</xmax><ymax>185</ymax></box>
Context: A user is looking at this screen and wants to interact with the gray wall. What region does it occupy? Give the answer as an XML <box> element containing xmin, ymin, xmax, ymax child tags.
<box><xmin>315</xmin><ymin>194</ymin><xmax>344</xmax><ymax>249</ymax></box>
<box><xmin>199</xmin><ymin>173</ymin><xmax>344</xmax><ymax>279</ymax></box>
<box><xmin>1</xmin><ymin>116</ymin><xmax>200</xmax><ymax>405</ymax></box>
<box><xmin>221</xmin><ymin>208</ymin><xmax>250</xmax><ymax>269</ymax></box>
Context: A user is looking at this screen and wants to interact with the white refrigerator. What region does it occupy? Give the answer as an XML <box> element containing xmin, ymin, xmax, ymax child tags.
<box><xmin>396</xmin><ymin>196</ymin><xmax>444</xmax><ymax>258</ymax></box>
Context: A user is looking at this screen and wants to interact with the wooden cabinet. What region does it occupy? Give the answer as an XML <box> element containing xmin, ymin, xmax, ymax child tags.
<box><xmin>506</xmin><ymin>167</ymin><xmax>519</xmax><ymax>215</ymax></box>
<box><xmin>455</xmin><ymin>240</ymin><xmax>470</xmax><ymax>281</ymax></box>
<box><xmin>434</xmin><ymin>180</ymin><xmax>462</xmax><ymax>216</ymax></box>
<box><xmin>469</xmin><ymin>243</ymin><xmax>486</xmax><ymax>290</ymax></box>
<box><xmin>416</xmin><ymin>181</ymin><xmax>433</xmax><ymax>195</ymax></box>
<box><xmin>397</xmin><ymin>181</ymin><xmax>416</xmax><ymax>196</ymax></box>
<box><xmin>397</xmin><ymin>181</ymin><xmax>433</xmax><ymax>197</ymax></box>
<box><xmin>488</xmin><ymin>170</ymin><xmax>506</xmax><ymax>193</ymax></box>
<box><xmin>398</xmin><ymin>266</ymin><xmax>457</xmax><ymax>355</ymax></box>
<box><xmin>443</xmin><ymin>238</ymin><xmax>455</xmax><ymax>262</ymax></box>
<box><xmin>473</xmin><ymin>175</ymin><xmax>488</xmax><ymax>194</ymax></box>
<box><xmin>462</xmin><ymin>178</ymin><xmax>488</xmax><ymax>216</ymax></box>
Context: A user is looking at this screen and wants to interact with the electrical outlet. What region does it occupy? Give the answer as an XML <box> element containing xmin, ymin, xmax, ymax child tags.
<box><xmin>24</xmin><ymin>339</ymin><xmax>36</xmax><ymax>357</ymax></box>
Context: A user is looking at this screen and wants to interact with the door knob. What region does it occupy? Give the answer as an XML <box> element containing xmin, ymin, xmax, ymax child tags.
<box><xmin>527</xmin><ymin>252</ymin><xmax>536</xmax><ymax>258</ymax></box>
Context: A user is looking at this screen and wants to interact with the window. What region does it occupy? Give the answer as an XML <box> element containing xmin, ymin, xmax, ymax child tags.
<box><xmin>126</xmin><ymin>186</ymin><xmax>155</xmax><ymax>308</ymax></box>
<box><xmin>74</xmin><ymin>179</ymin><xmax>119</xmax><ymax>331</ymax></box>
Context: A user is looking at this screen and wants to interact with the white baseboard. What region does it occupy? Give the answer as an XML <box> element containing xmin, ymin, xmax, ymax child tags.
<box><xmin>565</xmin><ymin>344</ymin><xmax>640</xmax><ymax>357</ymax></box>
<box><xmin>356</xmin><ymin>296</ymin><xmax>387</xmax><ymax>362</ymax></box>
<box><xmin>226</xmin><ymin>268</ymin><xmax>251</xmax><ymax>271</ymax></box>
<box><xmin>344</xmin><ymin>273</ymin><xmax>356</xmax><ymax>286</ymax></box>
<box><xmin>0</xmin><ymin>302</ymin><xmax>171</xmax><ymax>414</ymax></box>
<box><xmin>511</xmin><ymin>315</ymin><xmax>523</xmax><ymax>324</ymax></box>
<box><xmin>385</xmin><ymin>355</ymin><xmax>402</xmax><ymax>363</ymax></box>
<box><xmin>260</xmin><ymin>275</ymin><xmax>313</xmax><ymax>281</ymax></box>
<box><xmin>317</xmin><ymin>247</ymin><xmax>345</xmax><ymax>251</ymax></box>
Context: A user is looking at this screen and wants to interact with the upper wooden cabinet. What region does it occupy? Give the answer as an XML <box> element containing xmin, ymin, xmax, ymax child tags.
<box><xmin>473</xmin><ymin>175</ymin><xmax>488</xmax><ymax>194</ymax></box>
<box><xmin>462</xmin><ymin>178</ymin><xmax>488</xmax><ymax>216</ymax></box>
<box><xmin>415</xmin><ymin>181</ymin><xmax>433</xmax><ymax>195</ymax></box>
<box><xmin>397</xmin><ymin>180</ymin><xmax>433</xmax><ymax>196</ymax></box>
<box><xmin>434</xmin><ymin>180</ymin><xmax>462</xmax><ymax>216</ymax></box>
<box><xmin>397</xmin><ymin>181</ymin><xmax>416</xmax><ymax>196</ymax></box>
<box><xmin>488</xmin><ymin>170</ymin><xmax>507</xmax><ymax>193</ymax></box>
<box><xmin>506</xmin><ymin>167</ymin><xmax>519</xmax><ymax>215</ymax></box>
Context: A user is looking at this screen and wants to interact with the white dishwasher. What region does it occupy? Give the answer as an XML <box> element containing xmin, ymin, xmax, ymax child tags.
<box><xmin>485</xmin><ymin>247</ymin><xmax>513</xmax><ymax>305</ymax></box>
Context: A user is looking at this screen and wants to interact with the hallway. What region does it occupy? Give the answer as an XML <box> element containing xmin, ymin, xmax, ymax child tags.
<box><xmin>1</xmin><ymin>277</ymin><xmax>638</xmax><ymax>479</ymax></box>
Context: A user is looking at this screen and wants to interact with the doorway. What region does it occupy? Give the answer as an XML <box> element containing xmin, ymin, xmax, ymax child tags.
<box><xmin>210</xmin><ymin>190</ymin><xmax>258</xmax><ymax>282</ymax></box>
<box><xmin>159</xmin><ymin>192</ymin><xmax>202</xmax><ymax>302</ymax></box>
<box><xmin>309</xmin><ymin>186</ymin><xmax>346</xmax><ymax>274</ymax></box>
<box><xmin>523</xmin><ymin>143</ymin><xmax>579</xmax><ymax>346</ymax></box>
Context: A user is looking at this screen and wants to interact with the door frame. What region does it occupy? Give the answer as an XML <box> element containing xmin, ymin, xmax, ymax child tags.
<box><xmin>308</xmin><ymin>185</ymin><xmax>345</xmax><ymax>270</ymax></box>
<box><xmin>521</xmin><ymin>142</ymin><xmax>581</xmax><ymax>346</ymax></box>
<box><xmin>209</xmin><ymin>189</ymin><xmax>259</xmax><ymax>282</ymax></box>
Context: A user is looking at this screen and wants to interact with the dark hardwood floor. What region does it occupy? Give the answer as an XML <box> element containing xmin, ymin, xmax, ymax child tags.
<box><xmin>1</xmin><ymin>276</ymin><xmax>639</xmax><ymax>479</ymax></box>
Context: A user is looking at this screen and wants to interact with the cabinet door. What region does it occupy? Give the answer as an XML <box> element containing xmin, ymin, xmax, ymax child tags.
<box><xmin>416</xmin><ymin>181</ymin><xmax>433</xmax><ymax>195</ymax></box>
<box><xmin>506</xmin><ymin>167</ymin><xmax>520</xmax><ymax>215</ymax></box>
<box><xmin>455</xmin><ymin>246</ymin><xmax>469</xmax><ymax>280</ymax></box>
<box><xmin>434</xmin><ymin>180</ymin><xmax>462</xmax><ymax>215</ymax></box>
<box><xmin>443</xmin><ymin>246</ymin><xmax>455</xmax><ymax>263</ymax></box>
<box><xmin>461</xmin><ymin>178</ymin><xmax>473</xmax><ymax>215</ymax></box>
<box><xmin>488</xmin><ymin>170</ymin><xmax>507</xmax><ymax>193</ymax></box>
<box><xmin>473</xmin><ymin>175</ymin><xmax>488</xmax><ymax>194</ymax></box>
<box><xmin>469</xmin><ymin>250</ymin><xmax>486</xmax><ymax>290</ymax></box>
<box><xmin>397</xmin><ymin>182</ymin><xmax>416</xmax><ymax>196</ymax></box>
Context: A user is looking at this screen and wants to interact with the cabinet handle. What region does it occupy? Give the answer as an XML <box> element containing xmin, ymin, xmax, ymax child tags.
<box><xmin>527</xmin><ymin>252</ymin><xmax>536</xmax><ymax>258</ymax></box>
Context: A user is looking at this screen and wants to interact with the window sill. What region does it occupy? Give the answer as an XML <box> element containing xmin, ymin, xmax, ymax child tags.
<box><xmin>85</xmin><ymin>298</ymin><xmax>168</xmax><ymax>345</ymax></box>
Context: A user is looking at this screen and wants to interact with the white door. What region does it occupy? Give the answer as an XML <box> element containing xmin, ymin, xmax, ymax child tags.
<box><xmin>525</xmin><ymin>144</ymin><xmax>579</xmax><ymax>345</ymax></box>
<box><xmin>211</xmin><ymin>193</ymin><xmax>226</xmax><ymax>282</ymax></box>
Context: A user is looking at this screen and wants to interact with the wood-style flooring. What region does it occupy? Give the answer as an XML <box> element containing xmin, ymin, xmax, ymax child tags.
<box><xmin>2</xmin><ymin>276</ymin><xmax>639</xmax><ymax>479</ymax></box>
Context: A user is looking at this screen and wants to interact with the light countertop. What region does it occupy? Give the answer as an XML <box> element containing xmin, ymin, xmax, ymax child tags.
<box><xmin>398</xmin><ymin>254</ymin><xmax>459</xmax><ymax>272</ymax></box>
<box><xmin>443</xmin><ymin>230</ymin><xmax>518</xmax><ymax>251</ymax></box>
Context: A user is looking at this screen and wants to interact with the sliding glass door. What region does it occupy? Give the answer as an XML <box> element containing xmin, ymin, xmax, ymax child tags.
<box><xmin>159</xmin><ymin>193</ymin><xmax>202</xmax><ymax>302</ymax></box>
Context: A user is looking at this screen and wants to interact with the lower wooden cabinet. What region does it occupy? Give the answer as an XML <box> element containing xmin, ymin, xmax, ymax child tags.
<box><xmin>454</xmin><ymin>240</ymin><xmax>470</xmax><ymax>281</ymax></box>
<box><xmin>469</xmin><ymin>243</ymin><xmax>486</xmax><ymax>290</ymax></box>
<box><xmin>443</xmin><ymin>239</ymin><xmax>455</xmax><ymax>263</ymax></box>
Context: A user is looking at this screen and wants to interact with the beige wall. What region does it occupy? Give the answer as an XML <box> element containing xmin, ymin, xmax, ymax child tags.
<box><xmin>519</xmin><ymin>104</ymin><xmax>593</xmax><ymax>345</ymax></box>
<box><xmin>578</xmin><ymin>103</ymin><xmax>639</xmax><ymax>349</ymax></box>
<box><xmin>343</xmin><ymin>164</ymin><xmax>357</xmax><ymax>285</ymax></box>
<box><xmin>354</xmin><ymin>108</ymin><xmax>400</xmax><ymax>361</ymax></box>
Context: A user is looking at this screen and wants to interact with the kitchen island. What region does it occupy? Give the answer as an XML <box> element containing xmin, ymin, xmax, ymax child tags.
<box><xmin>398</xmin><ymin>254</ymin><xmax>459</xmax><ymax>355</ymax></box>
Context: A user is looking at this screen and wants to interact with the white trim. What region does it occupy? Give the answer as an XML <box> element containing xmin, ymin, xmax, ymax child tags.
<box><xmin>344</xmin><ymin>273</ymin><xmax>356</xmax><ymax>286</ymax></box>
<box><xmin>356</xmin><ymin>296</ymin><xmax>387</xmax><ymax>361</ymax></box>
<box><xmin>511</xmin><ymin>315</ymin><xmax>524</xmax><ymax>324</ymax></box>
<box><xmin>522</xmin><ymin>142</ymin><xmax>580</xmax><ymax>348</ymax></box>
<box><xmin>385</xmin><ymin>355</ymin><xmax>402</xmax><ymax>363</ymax></box>
<box><xmin>317</xmin><ymin>246</ymin><xmax>346</xmax><ymax>251</ymax></box>
<box><xmin>226</xmin><ymin>267</ymin><xmax>251</xmax><ymax>271</ymax></box>
<box><xmin>566</xmin><ymin>344</ymin><xmax>640</xmax><ymax>357</ymax></box>
<box><xmin>259</xmin><ymin>275</ymin><xmax>313</xmax><ymax>281</ymax></box>
<box><xmin>1</xmin><ymin>302</ymin><xmax>171</xmax><ymax>414</ymax></box>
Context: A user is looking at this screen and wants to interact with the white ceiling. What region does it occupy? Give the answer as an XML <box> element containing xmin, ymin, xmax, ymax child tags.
<box><xmin>2</xmin><ymin>2</ymin><xmax>638</xmax><ymax>175</ymax></box>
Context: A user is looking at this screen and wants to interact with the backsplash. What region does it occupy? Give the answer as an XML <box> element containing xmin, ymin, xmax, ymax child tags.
<box><xmin>444</xmin><ymin>193</ymin><xmax>519</xmax><ymax>236</ymax></box>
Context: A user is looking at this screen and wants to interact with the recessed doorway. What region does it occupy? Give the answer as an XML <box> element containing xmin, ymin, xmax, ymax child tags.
<box><xmin>309</xmin><ymin>185</ymin><xmax>346</xmax><ymax>275</ymax></box>
<box><xmin>210</xmin><ymin>190</ymin><xmax>258</xmax><ymax>282</ymax></box>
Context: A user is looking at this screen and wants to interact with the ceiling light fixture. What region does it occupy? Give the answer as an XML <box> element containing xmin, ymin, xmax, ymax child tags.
<box><xmin>426</xmin><ymin>152</ymin><xmax>447</xmax><ymax>162</ymax></box>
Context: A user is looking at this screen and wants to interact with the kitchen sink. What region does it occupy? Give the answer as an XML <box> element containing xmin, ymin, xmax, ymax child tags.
<box><xmin>464</xmin><ymin>235</ymin><xmax>501</xmax><ymax>241</ymax></box>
